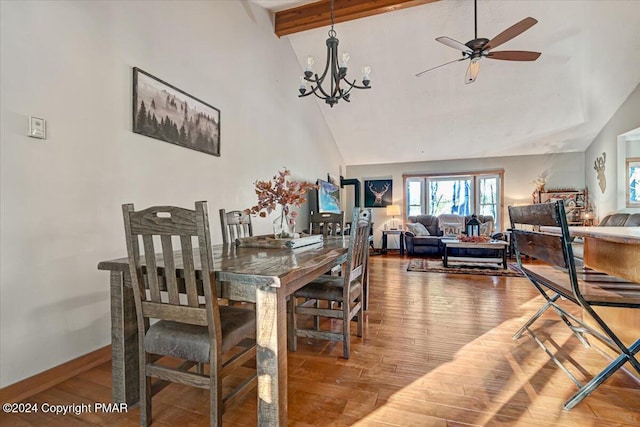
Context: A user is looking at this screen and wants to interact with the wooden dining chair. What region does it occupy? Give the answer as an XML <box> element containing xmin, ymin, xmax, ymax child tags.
<box><xmin>309</xmin><ymin>212</ymin><xmax>345</xmax><ymax>237</ymax></box>
<box><xmin>309</xmin><ymin>212</ymin><xmax>345</xmax><ymax>277</ymax></box>
<box><xmin>122</xmin><ymin>202</ymin><xmax>257</xmax><ymax>426</ymax></box>
<box><xmin>219</xmin><ymin>209</ymin><xmax>253</xmax><ymax>244</ymax></box>
<box><xmin>509</xmin><ymin>200</ymin><xmax>640</xmax><ymax>410</ymax></box>
<box><xmin>288</xmin><ymin>208</ymin><xmax>371</xmax><ymax>359</ymax></box>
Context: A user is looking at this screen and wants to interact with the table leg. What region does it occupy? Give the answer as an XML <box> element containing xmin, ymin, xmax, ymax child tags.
<box><xmin>255</xmin><ymin>286</ymin><xmax>287</xmax><ymax>426</ymax></box>
<box><xmin>502</xmin><ymin>247</ymin><xmax>507</xmax><ymax>269</ymax></box>
<box><xmin>443</xmin><ymin>246</ymin><xmax>449</xmax><ymax>267</ymax></box>
<box><xmin>109</xmin><ymin>271</ymin><xmax>139</xmax><ymax>405</ymax></box>
<box><xmin>381</xmin><ymin>233</ymin><xmax>388</xmax><ymax>254</ymax></box>
<box><xmin>399</xmin><ymin>233</ymin><xmax>405</xmax><ymax>256</ymax></box>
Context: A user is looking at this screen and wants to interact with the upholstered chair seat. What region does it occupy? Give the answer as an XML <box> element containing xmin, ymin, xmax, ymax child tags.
<box><xmin>293</xmin><ymin>276</ymin><xmax>362</xmax><ymax>304</ymax></box>
<box><xmin>145</xmin><ymin>306</ymin><xmax>256</xmax><ymax>362</ymax></box>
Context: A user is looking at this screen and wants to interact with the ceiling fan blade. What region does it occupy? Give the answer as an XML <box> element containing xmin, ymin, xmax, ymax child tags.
<box><xmin>465</xmin><ymin>59</ymin><xmax>480</xmax><ymax>84</ymax></box>
<box><xmin>484</xmin><ymin>17</ymin><xmax>538</xmax><ymax>51</ymax></box>
<box><xmin>416</xmin><ymin>58</ymin><xmax>466</xmax><ymax>78</ymax></box>
<box><xmin>487</xmin><ymin>50</ymin><xmax>541</xmax><ymax>61</ymax></box>
<box><xmin>436</xmin><ymin>37</ymin><xmax>472</xmax><ymax>54</ymax></box>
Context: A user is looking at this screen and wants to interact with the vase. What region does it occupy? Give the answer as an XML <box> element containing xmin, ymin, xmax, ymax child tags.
<box><xmin>273</xmin><ymin>208</ymin><xmax>295</xmax><ymax>239</ymax></box>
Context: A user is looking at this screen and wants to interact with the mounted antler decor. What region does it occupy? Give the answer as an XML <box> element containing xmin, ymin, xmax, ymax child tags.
<box><xmin>594</xmin><ymin>152</ymin><xmax>606</xmax><ymax>194</ymax></box>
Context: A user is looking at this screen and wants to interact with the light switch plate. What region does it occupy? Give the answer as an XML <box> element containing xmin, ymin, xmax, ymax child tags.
<box><xmin>29</xmin><ymin>116</ymin><xmax>46</xmax><ymax>139</ymax></box>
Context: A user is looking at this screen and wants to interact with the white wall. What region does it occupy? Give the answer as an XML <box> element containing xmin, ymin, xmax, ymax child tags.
<box><xmin>584</xmin><ymin>84</ymin><xmax>640</xmax><ymax>219</ymax></box>
<box><xmin>346</xmin><ymin>152</ymin><xmax>585</xmax><ymax>248</ymax></box>
<box><xmin>0</xmin><ymin>1</ymin><xmax>344</xmax><ymax>387</ymax></box>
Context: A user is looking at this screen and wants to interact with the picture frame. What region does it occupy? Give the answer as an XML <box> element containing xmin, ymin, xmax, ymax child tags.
<box><xmin>627</xmin><ymin>157</ymin><xmax>640</xmax><ymax>207</ymax></box>
<box><xmin>364</xmin><ymin>179</ymin><xmax>392</xmax><ymax>208</ymax></box>
<box><xmin>133</xmin><ymin>67</ymin><xmax>220</xmax><ymax>156</ymax></box>
<box><xmin>317</xmin><ymin>179</ymin><xmax>341</xmax><ymax>214</ymax></box>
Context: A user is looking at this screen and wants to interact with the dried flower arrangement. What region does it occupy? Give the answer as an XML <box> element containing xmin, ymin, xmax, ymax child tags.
<box><xmin>245</xmin><ymin>168</ymin><xmax>316</xmax><ymax>237</ymax></box>
<box><xmin>531</xmin><ymin>174</ymin><xmax>547</xmax><ymax>190</ymax></box>
<box><xmin>457</xmin><ymin>234</ymin><xmax>491</xmax><ymax>243</ymax></box>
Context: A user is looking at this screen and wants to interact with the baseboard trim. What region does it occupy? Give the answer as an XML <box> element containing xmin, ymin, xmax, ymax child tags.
<box><xmin>0</xmin><ymin>345</ymin><xmax>111</xmax><ymax>403</ymax></box>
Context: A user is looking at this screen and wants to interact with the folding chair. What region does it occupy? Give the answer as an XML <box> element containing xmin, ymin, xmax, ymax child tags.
<box><xmin>509</xmin><ymin>201</ymin><xmax>640</xmax><ymax>410</ymax></box>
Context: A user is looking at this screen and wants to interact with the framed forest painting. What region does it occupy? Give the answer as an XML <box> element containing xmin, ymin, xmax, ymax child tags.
<box><xmin>133</xmin><ymin>67</ymin><xmax>220</xmax><ymax>156</ymax></box>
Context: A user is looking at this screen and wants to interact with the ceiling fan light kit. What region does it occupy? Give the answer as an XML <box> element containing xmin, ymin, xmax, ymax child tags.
<box><xmin>416</xmin><ymin>0</ymin><xmax>541</xmax><ymax>84</ymax></box>
<box><xmin>298</xmin><ymin>0</ymin><xmax>371</xmax><ymax>107</ymax></box>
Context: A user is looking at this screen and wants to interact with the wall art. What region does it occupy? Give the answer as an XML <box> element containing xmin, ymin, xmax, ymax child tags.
<box><xmin>364</xmin><ymin>179</ymin><xmax>392</xmax><ymax>208</ymax></box>
<box><xmin>133</xmin><ymin>67</ymin><xmax>220</xmax><ymax>156</ymax></box>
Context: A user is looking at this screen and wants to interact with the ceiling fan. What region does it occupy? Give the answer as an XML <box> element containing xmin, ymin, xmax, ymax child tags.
<box><xmin>416</xmin><ymin>0</ymin><xmax>541</xmax><ymax>84</ymax></box>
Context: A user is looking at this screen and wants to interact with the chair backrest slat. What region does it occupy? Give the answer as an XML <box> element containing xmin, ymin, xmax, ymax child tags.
<box><xmin>220</xmin><ymin>209</ymin><xmax>253</xmax><ymax>244</ymax></box>
<box><xmin>161</xmin><ymin>235</ymin><xmax>180</xmax><ymax>305</ymax></box>
<box><xmin>180</xmin><ymin>235</ymin><xmax>199</xmax><ymax>307</ymax></box>
<box><xmin>509</xmin><ymin>201</ymin><xmax>575</xmax><ymax>271</ymax></box>
<box><xmin>142</xmin><ymin>234</ymin><xmax>162</xmax><ymax>303</ymax></box>
<box><xmin>512</xmin><ymin>231</ymin><xmax>567</xmax><ymax>268</ymax></box>
<box><xmin>508</xmin><ymin>203</ymin><xmax>562</xmax><ymax>227</ymax></box>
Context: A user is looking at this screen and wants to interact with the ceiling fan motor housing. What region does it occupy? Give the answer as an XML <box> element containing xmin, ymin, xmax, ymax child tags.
<box><xmin>465</xmin><ymin>38</ymin><xmax>489</xmax><ymax>51</ymax></box>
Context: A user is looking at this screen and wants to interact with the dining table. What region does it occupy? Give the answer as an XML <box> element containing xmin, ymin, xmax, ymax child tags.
<box><xmin>97</xmin><ymin>236</ymin><xmax>350</xmax><ymax>426</ymax></box>
<box><xmin>569</xmin><ymin>226</ymin><xmax>640</xmax><ymax>377</ymax></box>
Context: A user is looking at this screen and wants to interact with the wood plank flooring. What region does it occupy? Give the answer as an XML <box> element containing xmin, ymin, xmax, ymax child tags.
<box><xmin>2</xmin><ymin>255</ymin><xmax>639</xmax><ymax>426</ymax></box>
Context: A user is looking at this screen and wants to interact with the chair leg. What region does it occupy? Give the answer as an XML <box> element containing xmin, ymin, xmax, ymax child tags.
<box><xmin>140</xmin><ymin>369</ymin><xmax>152</xmax><ymax>427</ymax></box>
<box><xmin>314</xmin><ymin>299</ymin><xmax>321</xmax><ymax>330</ymax></box>
<box><xmin>356</xmin><ymin>301</ymin><xmax>363</xmax><ymax>338</ymax></box>
<box><xmin>343</xmin><ymin>304</ymin><xmax>351</xmax><ymax>359</ymax></box>
<box><xmin>513</xmin><ymin>293</ymin><xmax>559</xmax><ymax>340</ymax></box>
<box><xmin>564</xmin><ymin>338</ymin><xmax>640</xmax><ymax>410</ymax></box>
<box><xmin>288</xmin><ymin>295</ymin><xmax>298</xmax><ymax>352</ymax></box>
<box><xmin>210</xmin><ymin>371</ymin><xmax>223</xmax><ymax>427</ymax></box>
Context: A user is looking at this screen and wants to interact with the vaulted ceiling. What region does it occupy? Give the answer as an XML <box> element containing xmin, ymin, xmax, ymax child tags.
<box><xmin>253</xmin><ymin>0</ymin><xmax>640</xmax><ymax>166</ymax></box>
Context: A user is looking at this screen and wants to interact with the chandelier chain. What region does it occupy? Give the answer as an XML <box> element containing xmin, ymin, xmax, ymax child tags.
<box><xmin>329</xmin><ymin>0</ymin><xmax>336</xmax><ymax>37</ymax></box>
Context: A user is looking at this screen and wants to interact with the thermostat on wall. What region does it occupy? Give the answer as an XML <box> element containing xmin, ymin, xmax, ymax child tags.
<box><xmin>28</xmin><ymin>116</ymin><xmax>46</xmax><ymax>139</ymax></box>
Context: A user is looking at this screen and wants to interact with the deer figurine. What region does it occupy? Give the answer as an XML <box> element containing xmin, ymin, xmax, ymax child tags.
<box><xmin>594</xmin><ymin>152</ymin><xmax>606</xmax><ymax>194</ymax></box>
<box><xmin>368</xmin><ymin>182</ymin><xmax>390</xmax><ymax>205</ymax></box>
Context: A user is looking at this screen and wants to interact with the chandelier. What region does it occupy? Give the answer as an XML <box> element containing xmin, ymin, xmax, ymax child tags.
<box><xmin>298</xmin><ymin>0</ymin><xmax>371</xmax><ymax>107</ymax></box>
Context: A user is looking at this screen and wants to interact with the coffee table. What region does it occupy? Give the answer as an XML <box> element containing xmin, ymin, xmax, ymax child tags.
<box><xmin>441</xmin><ymin>239</ymin><xmax>509</xmax><ymax>269</ymax></box>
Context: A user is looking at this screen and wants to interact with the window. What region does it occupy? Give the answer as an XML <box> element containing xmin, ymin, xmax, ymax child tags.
<box><xmin>627</xmin><ymin>157</ymin><xmax>640</xmax><ymax>207</ymax></box>
<box><xmin>428</xmin><ymin>176</ymin><xmax>472</xmax><ymax>216</ymax></box>
<box><xmin>404</xmin><ymin>171</ymin><xmax>503</xmax><ymax>227</ymax></box>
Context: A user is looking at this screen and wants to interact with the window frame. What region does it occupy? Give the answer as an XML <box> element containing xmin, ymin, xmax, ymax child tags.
<box><xmin>403</xmin><ymin>169</ymin><xmax>505</xmax><ymax>229</ymax></box>
<box><xmin>626</xmin><ymin>157</ymin><xmax>640</xmax><ymax>208</ymax></box>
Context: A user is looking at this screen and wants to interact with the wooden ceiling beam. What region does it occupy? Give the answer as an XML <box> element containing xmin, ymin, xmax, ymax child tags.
<box><xmin>275</xmin><ymin>0</ymin><xmax>440</xmax><ymax>37</ymax></box>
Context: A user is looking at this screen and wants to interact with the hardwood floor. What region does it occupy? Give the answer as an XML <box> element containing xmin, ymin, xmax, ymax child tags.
<box><xmin>2</xmin><ymin>254</ymin><xmax>639</xmax><ymax>426</ymax></box>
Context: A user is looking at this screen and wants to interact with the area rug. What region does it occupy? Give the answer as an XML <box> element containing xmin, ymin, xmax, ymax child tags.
<box><xmin>407</xmin><ymin>259</ymin><xmax>524</xmax><ymax>277</ymax></box>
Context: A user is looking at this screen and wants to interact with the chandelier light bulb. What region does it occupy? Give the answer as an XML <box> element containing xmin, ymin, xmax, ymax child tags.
<box><xmin>304</xmin><ymin>56</ymin><xmax>314</xmax><ymax>78</ymax></box>
<box><xmin>362</xmin><ymin>66</ymin><xmax>371</xmax><ymax>86</ymax></box>
<box><xmin>299</xmin><ymin>77</ymin><xmax>307</xmax><ymax>95</ymax></box>
<box><xmin>340</xmin><ymin>52</ymin><xmax>350</xmax><ymax>68</ymax></box>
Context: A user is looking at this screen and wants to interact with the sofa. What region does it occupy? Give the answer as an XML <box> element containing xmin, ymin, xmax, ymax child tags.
<box><xmin>404</xmin><ymin>215</ymin><xmax>442</xmax><ymax>255</ymax></box>
<box><xmin>404</xmin><ymin>214</ymin><xmax>495</xmax><ymax>256</ymax></box>
<box><xmin>598</xmin><ymin>212</ymin><xmax>640</xmax><ymax>227</ymax></box>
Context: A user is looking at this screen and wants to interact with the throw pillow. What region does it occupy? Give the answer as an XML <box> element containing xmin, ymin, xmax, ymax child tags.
<box><xmin>406</xmin><ymin>222</ymin><xmax>430</xmax><ymax>236</ymax></box>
